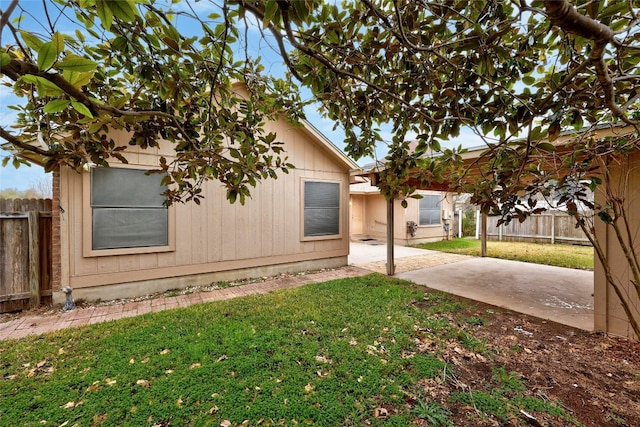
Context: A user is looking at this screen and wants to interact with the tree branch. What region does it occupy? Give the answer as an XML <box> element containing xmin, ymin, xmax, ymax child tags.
<box><xmin>0</xmin><ymin>0</ymin><xmax>19</xmax><ymax>34</ymax></box>
<box><xmin>543</xmin><ymin>0</ymin><xmax>638</xmax><ymax>125</ymax></box>
<box><xmin>241</xmin><ymin>1</ymin><xmax>440</xmax><ymax>126</ymax></box>
<box><xmin>0</xmin><ymin>127</ymin><xmax>53</xmax><ymax>157</ymax></box>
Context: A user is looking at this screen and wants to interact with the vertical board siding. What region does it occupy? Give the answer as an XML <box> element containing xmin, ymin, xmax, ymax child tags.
<box><xmin>63</xmin><ymin>118</ymin><xmax>352</xmax><ymax>290</ymax></box>
<box><xmin>0</xmin><ymin>199</ymin><xmax>52</xmax><ymax>312</ymax></box>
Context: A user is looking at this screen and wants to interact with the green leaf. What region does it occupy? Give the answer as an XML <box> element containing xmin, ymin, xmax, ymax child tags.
<box><xmin>21</xmin><ymin>74</ymin><xmax>63</xmax><ymax>96</ymax></box>
<box><xmin>109</xmin><ymin>0</ymin><xmax>138</xmax><ymax>22</ymax></box>
<box><xmin>52</xmin><ymin>31</ymin><xmax>65</xmax><ymax>55</ymax></box>
<box><xmin>522</xmin><ymin>76</ymin><xmax>536</xmax><ymax>85</ymax></box>
<box><xmin>536</xmin><ymin>142</ymin><xmax>555</xmax><ymax>152</ymax></box>
<box><xmin>43</xmin><ymin>99</ymin><xmax>70</xmax><ymax>113</ymax></box>
<box><xmin>37</xmin><ymin>42</ymin><xmax>57</xmax><ymax>70</ymax></box>
<box><xmin>57</xmin><ymin>55</ymin><xmax>97</xmax><ymax>72</ymax></box>
<box><xmin>0</xmin><ymin>53</ymin><xmax>11</xmax><ymax>67</ymax></box>
<box><xmin>64</xmin><ymin>70</ymin><xmax>95</xmax><ymax>88</ymax></box>
<box><xmin>600</xmin><ymin>2</ymin><xmax>628</xmax><ymax>19</ymax></box>
<box><xmin>95</xmin><ymin>0</ymin><xmax>114</xmax><ymax>29</ymax></box>
<box><xmin>75</xmin><ymin>29</ymin><xmax>85</xmax><ymax>43</ymax></box>
<box><xmin>264</xmin><ymin>0</ymin><xmax>278</xmax><ymax>27</ymax></box>
<box><xmin>20</xmin><ymin>31</ymin><xmax>43</xmax><ymax>51</ymax></box>
<box><xmin>598</xmin><ymin>211</ymin><xmax>613</xmax><ymax>224</ymax></box>
<box><xmin>71</xmin><ymin>101</ymin><xmax>94</xmax><ymax>118</ymax></box>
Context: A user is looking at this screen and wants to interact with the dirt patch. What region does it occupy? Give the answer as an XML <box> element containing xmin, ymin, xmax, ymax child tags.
<box><xmin>413</xmin><ymin>294</ymin><xmax>640</xmax><ymax>426</ymax></box>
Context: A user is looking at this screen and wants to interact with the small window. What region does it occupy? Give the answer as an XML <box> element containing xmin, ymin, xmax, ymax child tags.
<box><xmin>304</xmin><ymin>181</ymin><xmax>340</xmax><ymax>237</ymax></box>
<box><xmin>91</xmin><ymin>167</ymin><xmax>168</xmax><ymax>250</ymax></box>
<box><xmin>419</xmin><ymin>195</ymin><xmax>441</xmax><ymax>226</ymax></box>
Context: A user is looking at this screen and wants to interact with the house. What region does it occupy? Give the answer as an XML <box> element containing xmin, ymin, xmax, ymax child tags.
<box><xmin>357</xmin><ymin>125</ymin><xmax>640</xmax><ymax>339</ymax></box>
<box><xmin>42</xmin><ymin>87</ymin><xmax>358</xmax><ymax>303</ymax></box>
<box><xmin>350</xmin><ymin>178</ymin><xmax>455</xmax><ymax>245</ymax></box>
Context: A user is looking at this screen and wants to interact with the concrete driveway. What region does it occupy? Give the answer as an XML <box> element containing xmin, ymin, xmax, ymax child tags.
<box><xmin>349</xmin><ymin>241</ymin><xmax>594</xmax><ymax>331</ymax></box>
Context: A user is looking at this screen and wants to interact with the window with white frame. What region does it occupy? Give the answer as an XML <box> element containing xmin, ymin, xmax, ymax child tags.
<box><xmin>303</xmin><ymin>181</ymin><xmax>340</xmax><ymax>238</ymax></box>
<box><xmin>91</xmin><ymin>167</ymin><xmax>168</xmax><ymax>250</ymax></box>
<box><xmin>419</xmin><ymin>194</ymin><xmax>441</xmax><ymax>226</ymax></box>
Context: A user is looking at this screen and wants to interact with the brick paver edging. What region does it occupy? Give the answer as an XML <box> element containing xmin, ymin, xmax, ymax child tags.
<box><xmin>0</xmin><ymin>266</ymin><xmax>370</xmax><ymax>341</ymax></box>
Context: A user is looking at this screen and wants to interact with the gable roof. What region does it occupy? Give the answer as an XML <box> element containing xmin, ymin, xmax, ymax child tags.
<box><xmin>297</xmin><ymin>119</ymin><xmax>358</xmax><ymax>171</ymax></box>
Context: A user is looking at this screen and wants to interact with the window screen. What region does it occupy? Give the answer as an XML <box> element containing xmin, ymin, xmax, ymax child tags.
<box><xmin>304</xmin><ymin>181</ymin><xmax>340</xmax><ymax>237</ymax></box>
<box><xmin>419</xmin><ymin>195</ymin><xmax>441</xmax><ymax>226</ymax></box>
<box><xmin>91</xmin><ymin>167</ymin><xmax>168</xmax><ymax>250</ymax></box>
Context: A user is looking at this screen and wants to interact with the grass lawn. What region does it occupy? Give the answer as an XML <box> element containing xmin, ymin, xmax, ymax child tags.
<box><xmin>413</xmin><ymin>238</ymin><xmax>594</xmax><ymax>270</ymax></box>
<box><xmin>0</xmin><ymin>275</ymin><xmax>576</xmax><ymax>427</ymax></box>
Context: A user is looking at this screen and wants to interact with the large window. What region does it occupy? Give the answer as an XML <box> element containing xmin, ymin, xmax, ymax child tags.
<box><xmin>419</xmin><ymin>194</ymin><xmax>441</xmax><ymax>226</ymax></box>
<box><xmin>91</xmin><ymin>167</ymin><xmax>168</xmax><ymax>250</ymax></box>
<box><xmin>303</xmin><ymin>181</ymin><xmax>340</xmax><ymax>238</ymax></box>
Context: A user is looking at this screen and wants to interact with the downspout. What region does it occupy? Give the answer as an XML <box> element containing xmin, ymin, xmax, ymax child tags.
<box><xmin>386</xmin><ymin>198</ymin><xmax>395</xmax><ymax>275</ymax></box>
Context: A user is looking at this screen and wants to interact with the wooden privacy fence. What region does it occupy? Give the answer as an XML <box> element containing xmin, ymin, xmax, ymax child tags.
<box><xmin>486</xmin><ymin>211</ymin><xmax>591</xmax><ymax>245</ymax></box>
<box><xmin>0</xmin><ymin>199</ymin><xmax>53</xmax><ymax>313</ymax></box>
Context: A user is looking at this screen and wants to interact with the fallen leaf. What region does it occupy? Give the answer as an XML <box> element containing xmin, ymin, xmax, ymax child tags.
<box><xmin>58</xmin><ymin>348</ymin><xmax>65</xmax><ymax>355</ymax></box>
<box><xmin>165</xmin><ymin>369</ymin><xmax>174</xmax><ymax>374</ymax></box>
<box><xmin>160</xmin><ymin>349</ymin><xmax>170</xmax><ymax>355</ymax></box>
<box><xmin>315</xmin><ymin>355</ymin><xmax>331</xmax><ymax>364</ymax></box>
<box><xmin>129</xmin><ymin>359</ymin><xmax>135</xmax><ymax>364</ymax></box>
<box><xmin>176</xmin><ymin>397</ymin><xmax>183</xmax><ymax>407</ymax></box>
<box><xmin>524</xmin><ymin>348</ymin><xmax>533</xmax><ymax>354</ymax></box>
<box><xmin>209</xmin><ymin>406</ymin><xmax>219</xmax><ymax>414</ymax></box>
<box><xmin>220</xmin><ymin>420</ymin><xmax>231</xmax><ymax>427</ymax></box>
<box><xmin>136</xmin><ymin>379</ymin><xmax>150</xmax><ymax>388</ymax></box>
<box><xmin>87</xmin><ymin>381</ymin><xmax>100</xmax><ymax>392</ymax></box>
<box><xmin>304</xmin><ymin>383</ymin><xmax>313</xmax><ymax>392</ymax></box>
<box><xmin>216</xmin><ymin>355</ymin><xmax>227</xmax><ymax>362</ymax></box>
<box><xmin>373</xmin><ymin>407</ymin><xmax>388</xmax><ymax>418</ymax></box>
<box><xmin>190</xmin><ymin>363</ymin><xmax>201</xmax><ymax>369</ymax></box>
<box><xmin>61</xmin><ymin>401</ymin><xmax>75</xmax><ymax>409</ymax></box>
<box><xmin>106</xmin><ymin>378</ymin><xmax>117</xmax><ymax>386</ymax></box>
<box><xmin>141</xmin><ymin>357</ymin><xmax>150</xmax><ymax>364</ymax></box>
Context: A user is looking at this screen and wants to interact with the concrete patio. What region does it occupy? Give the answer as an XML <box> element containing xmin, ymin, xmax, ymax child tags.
<box><xmin>349</xmin><ymin>241</ymin><xmax>594</xmax><ymax>331</ymax></box>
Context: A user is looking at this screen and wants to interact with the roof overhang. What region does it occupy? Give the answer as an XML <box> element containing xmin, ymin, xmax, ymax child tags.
<box><xmin>356</xmin><ymin>124</ymin><xmax>638</xmax><ymax>193</ymax></box>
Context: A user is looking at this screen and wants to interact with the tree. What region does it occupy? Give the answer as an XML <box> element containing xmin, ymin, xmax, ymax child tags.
<box><xmin>240</xmin><ymin>0</ymin><xmax>640</xmax><ymax>337</ymax></box>
<box><xmin>0</xmin><ymin>0</ymin><xmax>302</xmax><ymax>204</ymax></box>
<box><xmin>2</xmin><ymin>0</ymin><xmax>640</xmax><ymax>335</ymax></box>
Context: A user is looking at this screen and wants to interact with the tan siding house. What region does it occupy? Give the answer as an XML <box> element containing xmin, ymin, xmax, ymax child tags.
<box><xmin>350</xmin><ymin>181</ymin><xmax>454</xmax><ymax>245</ymax></box>
<box><xmin>594</xmin><ymin>150</ymin><xmax>640</xmax><ymax>339</ymax></box>
<box><xmin>53</xmin><ymin>107</ymin><xmax>357</xmax><ymax>303</ymax></box>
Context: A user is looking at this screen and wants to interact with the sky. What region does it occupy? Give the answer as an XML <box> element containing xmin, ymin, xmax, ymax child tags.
<box><xmin>0</xmin><ymin>0</ymin><xmax>483</xmax><ymax>192</ymax></box>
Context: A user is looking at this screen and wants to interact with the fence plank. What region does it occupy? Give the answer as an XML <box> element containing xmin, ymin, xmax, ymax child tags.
<box><xmin>28</xmin><ymin>211</ymin><xmax>41</xmax><ymax>307</ymax></box>
<box><xmin>0</xmin><ymin>217</ymin><xmax>30</xmax><ymax>312</ymax></box>
<box><xmin>0</xmin><ymin>198</ymin><xmax>52</xmax><ymax>312</ymax></box>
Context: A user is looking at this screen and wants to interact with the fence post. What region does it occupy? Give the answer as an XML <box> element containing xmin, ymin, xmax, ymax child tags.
<box><xmin>551</xmin><ymin>212</ymin><xmax>556</xmax><ymax>245</ymax></box>
<box><xmin>458</xmin><ymin>209</ymin><xmax>462</xmax><ymax>237</ymax></box>
<box><xmin>481</xmin><ymin>212</ymin><xmax>487</xmax><ymax>257</ymax></box>
<box><xmin>28</xmin><ymin>211</ymin><xmax>41</xmax><ymax>308</ymax></box>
